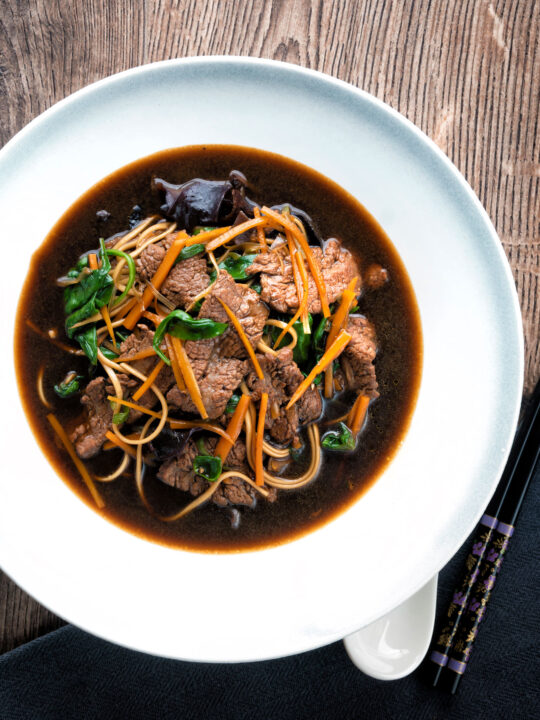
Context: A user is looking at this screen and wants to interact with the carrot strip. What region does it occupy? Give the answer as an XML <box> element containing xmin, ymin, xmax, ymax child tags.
<box><xmin>116</xmin><ymin>346</ymin><xmax>157</xmax><ymax>363</ymax></box>
<box><xmin>142</xmin><ymin>310</ymin><xmax>165</xmax><ymax>326</ymax></box>
<box><xmin>254</xmin><ymin>207</ymin><xmax>267</xmax><ymax>251</ymax></box>
<box><xmin>217</xmin><ymin>298</ymin><xmax>264</xmax><ymax>379</ymax></box>
<box><xmin>255</xmin><ymin>392</ymin><xmax>269</xmax><ymax>486</ymax></box>
<box><xmin>104</xmin><ymin>430</ymin><xmax>138</xmax><ymax>459</ymax></box>
<box><xmin>100</xmin><ymin>305</ymin><xmax>116</xmax><ymax>347</ymax></box>
<box><xmin>183</xmin><ymin>226</ymin><xmax>232</xmax><ymax>247</ymax></box>
<box><xmin>107</xmin><ymin>395</ymin><xmax>162</xmax><ymax>419</ymax></box>
<box><xmin>323</xmin><ymin>277</ymin><xmax>358</xmax><ymax>398</ymax></box>
<box><xmin>47</xmin><ymin>413</ymin><xmax>104</xmax><ymax>508</ymax></box>
<box><xmin>324</xmin><ymin>367</ymin><xmax>334</xmax><ymax>399</ymax></box>
<box><xmin>170</xmin><ymin>336</ymin><xmax>208</xmax><ymax>419</ymax></box>
<box><xmin>206</xmin><ymin>216</ymin><xmax>268</xmax><ymax>252</ymax></box>
<box><xmin>286</xmin><ymin>231</ymin><xmax>303</xmax><ymax>309</ymax></box>
<box><xmin>286</xmin><ymin>330</ymin><xmax>352</xmax><ymax>410</ymax></box>
<box><xmin>348</xmin><ymin>395</ymin><xmax>370</xmax><ymax>434</ymax></box>
<box><xmin>103</xmin><ymin>400</ymin><xmax>233</xmax><ymax>442</ymax></box>
<box><xmin>103</xmin><ymin>432</ymin><xmax>139</xmax><ymax>449</ymax></box>
<box><xmin>215</xmin><ymin>394</ymin><xmax>251</xmax><ymax>462</ymax></box>
<box><xmin>261</xmin><ymin>206</ymin><xmax>330</xmax><ymax>317</ymax></box>
<box><xmin>124</xmin><ymin>236</ymin><xmax>187</xmax><ymax>330</ymax></box>
<box><xmin>326</xmin><ymin>278</ymin><xmax>358</xmax><ymax>348</ymax></box>
<box><xmin>113</xmin><ymin>297</ymin><xmax>138</xmax><ymax>324</ymax></box>
<box><xmin>132</xmin><ymin>359</ymin><xmax>165</xmax><ymax>402</ymax></box>
<box><xmin>273</xmin><ymin>253</ymin><xmax>309</xmax><ymax>349</ymax></box>
<box><xmin>165</xmin><ymin>335</ymin><xmax>186</xmax><ymax>391</ymax></box>
<box><xmin>88</xmin><ymin>253</ymin><xmax>99</xmax><ymax>270</ymax></box>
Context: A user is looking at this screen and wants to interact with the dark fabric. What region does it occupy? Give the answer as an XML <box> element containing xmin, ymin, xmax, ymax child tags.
<box><xmin>1</xmin><ymin>465</ymin><xmax>539</xmax><ymax>720</ymax></box>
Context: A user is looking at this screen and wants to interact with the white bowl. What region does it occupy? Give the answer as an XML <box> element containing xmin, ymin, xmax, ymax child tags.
<box><xmin>0</xmin><ymin>57</ymin><xmax>523</xmax><ymax>662</ymax></box>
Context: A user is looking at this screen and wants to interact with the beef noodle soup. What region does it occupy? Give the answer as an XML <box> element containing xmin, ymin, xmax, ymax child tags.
<box><xmin>15</xmin><ymin>146</ymin><xmax>422</xmax><ymax>551</ymax></box>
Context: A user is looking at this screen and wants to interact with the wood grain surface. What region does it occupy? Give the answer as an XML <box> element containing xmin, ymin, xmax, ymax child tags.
<box><xmin>0</xmin><ymin>0</ymin><xmax>538</xmax><ymax>654</ymax></box>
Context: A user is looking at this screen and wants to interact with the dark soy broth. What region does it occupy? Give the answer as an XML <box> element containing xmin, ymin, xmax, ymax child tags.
<box><xmin>15</xmin><ymin>146</ymin><xmax>422</xmax><ymax>551</ymax></box>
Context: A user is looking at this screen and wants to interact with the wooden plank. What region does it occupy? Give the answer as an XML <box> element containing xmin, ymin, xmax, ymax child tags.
<box><xmin>0</xmin><ymin>0</ymin><xmax>538</xmax><ymax>653</ymax></box>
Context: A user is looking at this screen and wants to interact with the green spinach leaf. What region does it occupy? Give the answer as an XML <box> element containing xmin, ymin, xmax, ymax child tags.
<box><xmin>74</xmin><ymin>326</ymin><xmax>98</xmax><ymax>365</ymax></box>
<box><xmin>53</xmin><ymin>374</ymin><xmax>84</xmax><ymax>398</ymax></box>
<box><xmin>218</xmin><ymin>253</ymin><xmax>256</xmax><ymax>280</ymax></box>
<box><xmin>193</xmin><ymin>226</ymin><xmax>217</xmax><ymax>235</ymax></box>
<box><xmin>193</xmin><ymin>455</ymin><xmax>222</xmax><ymax>482</ymax></box>
<box><xmin>112</xmin><ymin>406</ymin><xmax>130</xmax><ymax>425</ymax></box>
<box><xmin>174</xmin><ymin>244</ymin><xmax>205</xmax><ymax>263</ymax></box>
<box><xmin>225</xmin><ymin>394</ymin><xmax>240</xmax><ymax>414</ymax></box>
<box><xmin>321</xmin><ymin>422</ymin><xmax>356</xmax><ymax>452</ymax></box>
<box><xmin>153</xmin><ymin>310</ymin><xmax>228</xmax><ymax>364</ymax></box>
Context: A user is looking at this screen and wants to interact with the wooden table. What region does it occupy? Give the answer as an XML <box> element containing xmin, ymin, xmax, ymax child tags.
<box><xmin>0</xmin><ymin>0</ymin><xmax>538</xmax><ymax>655</ymax></box>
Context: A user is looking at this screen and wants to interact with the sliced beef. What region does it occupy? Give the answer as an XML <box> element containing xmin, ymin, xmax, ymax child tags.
<box><xmin>157</xmin><ymin>436</ymin><xmax>258</xmax><ymax>508</ymax></box>
<box><xmin>136</xmin><ymin>234</ymin><xmax>211</xmax><ymax>310</ymax></box>
<box><xmin>246</xmin><ymin>347</ymin><xmax>322</xmax><ymax>444</ymax></box>
<box><xmin>160</xmin><ymin>255</ymin><xmax>210</xmax><ymax>308</ymax></box>
<box><xmin>198</xmin><ymin>271</ymin><xmax>269</xmax><ymax>357</ymax></box>
<box><xmin>214</xmin><ymin>478</ymin><xmax>254</xmax><ymax>508</ymax></box>
<box><xmin>157</xmin><ymin>437</ymin><xmax>199</xmax><ymax>492</ymax></box>
<box><xmin>167</xmin><ymin>351</ymin><xmax>247</xmax><ymax>419</ymax></box>
<box><xmin>71</xmin><ymin>374</ymin><xmax>137</xmax><ymax>459</ymax></box>
<box><xmin>135</xmin><ymin>235</ymin><xmax>174</xmax><ymax>283</ymax></box>
<box><xmin>166</xmin><ymin>272</ymin><xmax>268</xmax><ymax>418</ymax></box>
<box><xmin>340</xmin><ymin>315</ymin><xmax>379</xmax><ymax>398</ymax></box>
<box><xmin>247</xmin><ymin>238</ymin><xmax>360</xmax><ymax>314</ymax></box>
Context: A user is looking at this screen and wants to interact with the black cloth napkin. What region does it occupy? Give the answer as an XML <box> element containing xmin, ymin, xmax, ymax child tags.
<box><xmin>1</xmin><ymin>466</ymin><xmax>539</xmax><ymax>720</ymax></box>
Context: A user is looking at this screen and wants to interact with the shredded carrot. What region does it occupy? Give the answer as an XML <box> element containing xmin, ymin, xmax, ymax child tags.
<box><xmin>103</xmin><ymin>432</ymin><xmax>139</xmax><ymax>449</ymax></box>
<box><xmin>170</xmin><ymin>336</ymin><xmax>208</xmax><ymax>419</ymax></box>
<box><xmin>323</xmin><ymin>277</ymin><xmax>358</xmax><ymax>397</ymax></box>
<box><xmin>261</xmin><ymin>206</ymin><xmax>330</xmax><ymax>317</ymax></box>
<box><xmin>286</xmin><ymin>330</ymin><xmax>352</xmax><ymax>410</ymax></box>
<box><xmin>132</xmin><ymin>359</ymin><xmax>165</xmax><ymax>402</ymax></box>
<box><xmin>124</xmin><ymin>236</ymin><xmax>187</xmax><ymax>330</ymax></box>
<box><xmin>117</xmin><ymin>346</ymin><xmax>157</xmax><ymax>363</ymax></box>
<box><xmin>100</xmin><ymin>305</ymin><xmax>116</xmax><ymax>347</ymax></box>
<box><xmin>217</xmin><ymin>298</ymin><xmax>264</xmax><ymax>379</ymax></box>
<box><xmin>206</xmin><ymin>216</ymin><xmax>268</xmax><ymax>252</ymax></box>
<box><xmin>104</xmin><ymin>399</ymin><xmax>233</xmax><ymax>441</ymax></box>
<box><xmin>348</xmin><ymin>394</ymin><xmax>370</xmax><ymax>434</ymax></box>
<box><xmin>326</xmin><ymin>277</ymin><xmax>358</xmax><ymax>348</ymax></box>
<box><xmin>215</xmin><ymin>394</ymin><xmax>251</xmax><ymax>462</ymax></box>
<box><xmin>255</xmin><ymin>392</ymin><xmax>269</xmax><ymax>486</ymax></box>
<box><xmin>165</xmin><ymin>335</ymin><xmax>186</xmax><ymax>391</ymax></box>
<box><xmin>273</xmin><ymin>253</ymin><xmax>309</xmax><ymax>349</ymax></box>
<box><xmin>104</xmin><ymin>430</ymin><xmax>138</xmax><ymax>459</ymax></box>
<box><xmin>88</xmin><ymin>253</ymin><xmax>99</xmax><ymax>270</ymax></box>
<box><xmin>142</xmin><ymin>310</ymin><xmax>164</xmax><ymax>326</ymax></box>
<box><xmin>47</xmin><ymin>413</ymin><xmax>104</xmax><ymax>508</ymax></box>
<box><xmin>286</xmin><ymin>231</ymin><xmax>304</xmax><ymax>309</ymax></box>
<box><xmin>183</xmin><ymin>226</ymin><xmax>232</xmax><ymax>247</ymax></box>
<box><xmin>107</xmin><ymin>395</ymin><xmax>162</xmax><ymax>419</ymax></box>
<box><xmin>324</xmin><ymin>367</ymin><xmax>334</xmax><ymax>399</ymax></box>
<box><xmin>254</xmin><ymin>207</ymin><xmax>267</xmax><ymax>251</ymax></box>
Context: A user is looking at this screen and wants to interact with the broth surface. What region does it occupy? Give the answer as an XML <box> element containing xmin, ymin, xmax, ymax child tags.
<box><xmin>15</xmin><ymin>145</ymin><xmax>422</xmax><ymax>551</ymax></box>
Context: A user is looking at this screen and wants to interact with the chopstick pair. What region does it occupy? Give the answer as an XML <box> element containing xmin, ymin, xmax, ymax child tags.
<box><xmin>428</xmin><ymin>377</ymin><xmax>540</xmax><ymax>693</ymax></box>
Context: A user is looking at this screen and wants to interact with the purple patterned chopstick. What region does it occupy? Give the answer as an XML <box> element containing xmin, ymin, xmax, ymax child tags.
<box><xmin>429</xmin><ymin>378</ymin><xmax>540</xmax><ymax>692</ymax></box>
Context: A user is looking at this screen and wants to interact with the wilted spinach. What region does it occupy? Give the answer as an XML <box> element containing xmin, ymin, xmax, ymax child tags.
<box><xmin>321</xmin><ymin>422</ymin><xmax>356</xmax><ymax>451</ymax></box>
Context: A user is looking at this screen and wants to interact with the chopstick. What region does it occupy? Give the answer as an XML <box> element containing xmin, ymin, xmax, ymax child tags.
<box><xmin>429</xmin><ymin>377</ymin><xmax>540</xmax><ymax>693</ymax></box>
